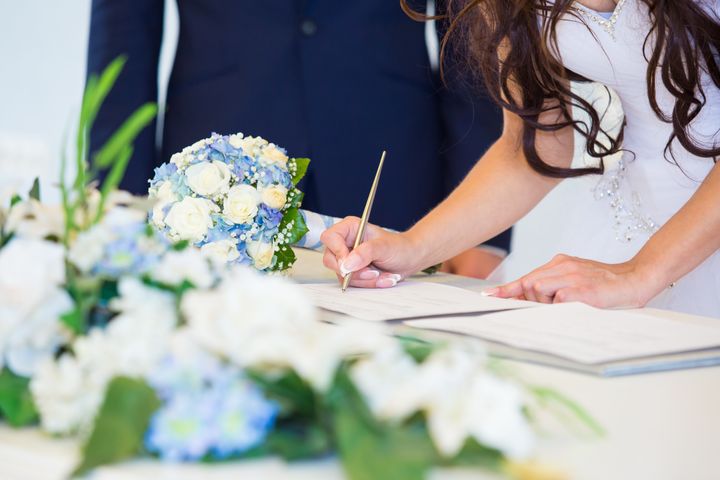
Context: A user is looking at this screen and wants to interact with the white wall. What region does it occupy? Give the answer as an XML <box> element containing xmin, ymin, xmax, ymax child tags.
<box><xmin>0</xmin><ymin>0</ymin><xmax>577</xmax><ymax>276</ymax></box>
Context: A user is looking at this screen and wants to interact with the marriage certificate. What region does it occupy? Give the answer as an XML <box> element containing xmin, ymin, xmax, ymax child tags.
<box><xmin>300</xmin><ymin>281</ymin><xmax>532</xmax><ymax>321</ymax></box>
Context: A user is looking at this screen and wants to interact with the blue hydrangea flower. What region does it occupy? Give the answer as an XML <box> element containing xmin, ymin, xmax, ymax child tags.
<box><xmin>93</xmin><ymin>222</ymin><xmax>167</xmax><ymax>278</ymax></box>
<box><xmin>145</xmin><ymin>354</ymin><xmax>279</xmax><ymax>462</ymax></box>
<box><xmin>145</xmin><ymin>393</ymin><xmax>217</xmax><ymax>461</ymax></box>
<box><xmin>149</xmin><ymin>163</ymin><xmax>178</xmax><ymax>188</ymax></box>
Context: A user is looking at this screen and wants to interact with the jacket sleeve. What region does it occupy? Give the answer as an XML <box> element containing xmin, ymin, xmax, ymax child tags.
<box><xmin>434</xmin><ymin>0</ymin><xmax>512</xmax><ymax>253</ymax></box>
<box><xmin>86</xmin><ymin>0</ymin><xmax>165</xmax><ymax>194</ymax></box>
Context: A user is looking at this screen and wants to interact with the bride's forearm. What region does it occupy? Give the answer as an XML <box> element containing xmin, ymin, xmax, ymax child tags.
<box><xmin>406</xmin><ymin>135</ymin><xmax>560</xmax><ymax>269</ymax></box>
<box><xmin>632</xmin><ymin>162</ymin><xmax>720</xmax><ymax>294</ymax></box>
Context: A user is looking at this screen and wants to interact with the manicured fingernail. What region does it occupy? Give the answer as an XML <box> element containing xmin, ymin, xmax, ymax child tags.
<box><xmin>389</xmin><ymin>274</ymin><xmax>402</xmax><ymax>282</ymax></box>
<box><xmin>340</xmin><ymin>253</ymin><xmax>361</xmax><ymax>275</ymax></box>
<box><xmin>481</xmin><ymin>288</ymin><xmax>499</xmax><ymax>297</ymax></box>
<box><xmin>377</xmin><ymin>277</ymin><xmax>398</xmax><ymax>288</ymax></box>
<box><xmin>357</xmin><ymin>269</ymin><xmax>380</xmax><ymax>280</ymax></box>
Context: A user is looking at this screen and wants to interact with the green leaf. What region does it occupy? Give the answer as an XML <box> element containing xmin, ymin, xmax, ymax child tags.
<box><xmin>444</xmin><ymin>439</ymin><xmax>503</xmax><ymax>469</ymax></box>
<box><xmin>290</xmin><ymin>158</ymin><xmax>310</xmax><ymax>186</ymax></box>
<box><xmin>530</xmin><ymin>386</ymin><xmax>605</xmax><ymax>437</ymax></box>
<box><xmin>286</xmin><ymin>188</ymin><xmax>304</xmax><ymax>210</ymax></box>
<box><xmin>266</xmin><ymin>422</ymin><xmax>331</xmax><ymax>461</ymax></box>
<box><xmin>0</xmin><ymin>369</ymin><xmax>38</xmax><ymax>427</ymax></box>
<box><xmin>279</xmin><ymin>207</ymin><xmax>309</xmax><ymax>246</ymax></box>
<box><xmin>273</xmin><ymin>244</ymin><xmax>297</xmax><ymax>272</ymax></box>
<box><xmin>330</xmin><ymin>368</ymin><xmax>436</xmax><ymax>480</ymax></box>
<box><xmin>28</xmin><ymin>178</ymin><xmax>41</xmax><ymax>201</ymax></box>
<box><xmin>397</xmin><ymin>336</ymin><xmax>436</xmax><ymax>363</ymax></box>
<box><xmin>84</xmin><ymin>56</ymin><xmax>127</xmax><ymax>129</ymax></box>
<box><xmin>94</xmin><ymin>144</ymin><xmax>134</xmax><ymax>223</ymax></box>
<box><xmin>9</xmin><ymin>194</ymin><xmax>22</xmax><ymax>207</ymax></box>
<box><xmin>247</xmin><ymin>370</ymin><xmax>317</xmax><ymax>418</ymax></box>
<box><xmin>59</xmin><ymin>307</ymin><xmax>84</xmax><ymax>335</ymax></box>
<box><xmin>93</xmin><ymin>103</ymin><xmax>157</xmax><ymax>169</ymax></box>
<box><xmin>73</xmin><ymin>376</ymin><xmax>161</xmax><ymax>477</ymax></box>
<box><xmin>171</xmin><ymin>239</ymin><xmax>190</xmax><ymax>251</ymax></box>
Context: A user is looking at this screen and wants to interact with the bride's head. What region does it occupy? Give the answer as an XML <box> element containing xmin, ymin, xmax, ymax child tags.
<box><xmin>401</xmin><ymin>0</ymin><xmax>720</xmax><ymax>177</ymax></box>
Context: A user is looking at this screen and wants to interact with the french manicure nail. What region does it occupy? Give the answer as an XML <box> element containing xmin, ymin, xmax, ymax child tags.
<box><xmin>481</xmin><ymin>287</ymin><xmax>499</xmax><ymax>297</ymax></box>
<box><xmin>357</xmin><ymin>269</ymin><xmax>380</xmax><ymax>280</ymax></box>
<box><xmin>340</xmin><ymin>253</ymin><xmax>361</xmax><ymax>275</ymax></box>
<box><xmin>377</xmin><ymin>277</ymin><xmax>398</xmax><ymax>288</ymax></box>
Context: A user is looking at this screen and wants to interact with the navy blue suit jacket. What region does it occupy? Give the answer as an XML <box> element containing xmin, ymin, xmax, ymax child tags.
<box><xmin>87</xmin><ymin>0</ymin><xmax>510</xmax><ymax>250</ymax></box>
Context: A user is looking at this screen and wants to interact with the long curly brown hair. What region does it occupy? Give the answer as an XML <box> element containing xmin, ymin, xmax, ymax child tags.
<box><xmin>402</xmin><ymin>0</ymin><xmax>720</xmax><ymax>178</ymax></box>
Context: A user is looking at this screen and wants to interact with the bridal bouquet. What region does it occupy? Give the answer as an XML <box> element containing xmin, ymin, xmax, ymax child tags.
<box><xmin>149</xmin><ymin>132</ymin><xmax>310</xmax><ymax>272</ymax></box>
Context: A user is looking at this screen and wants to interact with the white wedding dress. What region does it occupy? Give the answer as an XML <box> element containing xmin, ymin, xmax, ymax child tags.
<box><xmin>494</xmin><ymin>0</ymin><xmax>720</xmax><ymax>317</ymax></box>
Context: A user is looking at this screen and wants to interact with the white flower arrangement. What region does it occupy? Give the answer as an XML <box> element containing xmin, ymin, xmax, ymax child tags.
<box><xmin>0</xmin><ymin>58</ymin><xmax>595</xmax><ymax>480</ymax></box>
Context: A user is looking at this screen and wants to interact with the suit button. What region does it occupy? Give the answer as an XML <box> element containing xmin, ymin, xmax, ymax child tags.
<box><xmin>300</xmin><ymin>19</ymin><xmax>317</xmax><ymax>36</ymax></box>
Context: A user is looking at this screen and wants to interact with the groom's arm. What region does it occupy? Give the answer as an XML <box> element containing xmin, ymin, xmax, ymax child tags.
<box><xmin>86</xmin><ymin>0</ymin><xmax>165</xmax><ymax>194</ymax></box>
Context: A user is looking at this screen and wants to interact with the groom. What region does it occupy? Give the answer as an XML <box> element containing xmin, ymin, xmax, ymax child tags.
<box><xmin>86</xmin><ymin>0</ymin><xmax>511</xmax><ymax>277</ymax></box>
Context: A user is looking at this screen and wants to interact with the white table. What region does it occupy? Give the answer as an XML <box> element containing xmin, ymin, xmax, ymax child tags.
<box><xmin>2</xmin><ymin>249</ymin><xmax>718</xmax><ymax>480</ymax></box>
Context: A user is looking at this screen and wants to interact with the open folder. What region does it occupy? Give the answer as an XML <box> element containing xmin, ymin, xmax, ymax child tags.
<box><xmin>405</xmin><ymin>303</ymin><xmax>720</xmax><ymax>376</ymax></box>
<box><xmin>300</xmin><ymin>282</ymin><xmax>720</xmax><ymax>376</ymax></box>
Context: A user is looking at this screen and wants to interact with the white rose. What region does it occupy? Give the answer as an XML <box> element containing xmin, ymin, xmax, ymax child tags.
<box><xmin>185</xmin><ymin>161</ymin><xmax>231</xmax><ymax>197</ymax></box>
<box><xmin>164</xmin><ymin>197</ymin><xmax>218</xmax><ymax>242</ymax></box>
<box><xmin>149</xmin><ymin>181</ymin><xmax>178</xmax><ymax>228</ymax></box>
<box><xmin>238</xmin><ymin>136</ymin><xmax>268</xmax><ymax>157</ymax></box>
<box><xmin>5</xmin><ymin>288</ymin><xmax>73</xmax><ymax>377</ymax></box>
<box><xmin>170</xmin><ymin>152</ymin><xmax>192</xmax><ymax>169</ymax></box>
<box><xmin>260</xmin><ymin>185</ymin><xmax>288</xmax><ymax>210</ymax></box>
<box><xmin>223</xmin><ymin>184</ymin><xmax>260</xmax><ymax>224</ymax></box>
<box><xmin>246</xmin><ymin>240</ymin><xmax>275</xmax><ymax>270</ymax></box>
<box><xmin>200</xmin><ymin>239</ymin><xmax>240</xmax><ymax>265</ymax></box>
<box><xmin>151</xmin><ymin>248</ymin><xmax>215</xmax><ymax>288</ymax></box>
<box><xmin>259</xmin><ymin>144</ymin><xmax>288</xmax><ymax>168</ymax></box>
<box><xmin>0</xmin><ymin>238</ymin><xmax>66</xmax><ymax>317</ymax></box>
<box><xmin>228</xmin><ymin>133</ymin><xmax>244</xmax><ymax>149</ymax></box>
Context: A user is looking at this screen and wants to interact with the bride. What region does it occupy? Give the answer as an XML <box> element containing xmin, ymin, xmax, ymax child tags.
<box><xmin>319</xmin><ymin>0</ymin><xmax>720</xmax><ymax>317</ymax></box>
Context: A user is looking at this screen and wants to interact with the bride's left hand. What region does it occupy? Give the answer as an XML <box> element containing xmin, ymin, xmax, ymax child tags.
<box><xmin>487</xmin><ymin>254</ymin><xmax>662</xmax><ymax>308</ymax></box>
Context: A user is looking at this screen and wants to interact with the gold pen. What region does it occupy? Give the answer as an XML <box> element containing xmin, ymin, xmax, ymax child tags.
<box><xmin>341</xmin><ymin>150</ymin><xmax>386</xmax><ymax>292</ymax></box>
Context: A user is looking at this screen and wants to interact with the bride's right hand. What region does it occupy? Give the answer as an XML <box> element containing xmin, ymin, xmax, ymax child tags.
<box><xmin>320</xmin><ymin>216</ymin><xmax>421</xmax><ymax>288</ymax></box>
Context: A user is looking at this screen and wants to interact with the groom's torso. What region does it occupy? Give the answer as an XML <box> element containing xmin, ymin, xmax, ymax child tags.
<box><xmin>164</xmin><ymin>0</ymin><xmax>445</xmax><ymax>229</ymax></box>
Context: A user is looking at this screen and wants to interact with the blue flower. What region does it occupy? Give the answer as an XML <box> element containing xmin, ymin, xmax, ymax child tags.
<box><xmin>210</xmin><ymin>381</ymin><xmax>278</xmax><ymax>458</ymax></box>
<box><xmin>149</xmin><ymin>163</ymin><xmax>178</xmax><ymax>188</ymax></box>
<box><xmin>257</xmin><ymin>204</ymin><xmax>283</xmax><ymax>230</ymax></box>
<box><xmin>145</xmin><ymin>393</ymin><xmax>217</xmax><ymax>461</ymax></box>
<box><xmin>145</xmin><ymin>355</ymin><xmax>278</xmax><ymax>462</ymax></box>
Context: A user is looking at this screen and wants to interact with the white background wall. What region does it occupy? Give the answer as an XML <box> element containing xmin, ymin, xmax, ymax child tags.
<box><xmin>0</xmin><ymin>1</ymin><xmax>579</xmax><ymax>278</ymax></box>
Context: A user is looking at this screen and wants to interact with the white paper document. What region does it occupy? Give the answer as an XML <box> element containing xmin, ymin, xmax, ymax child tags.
<box><xmin>300</xmin><ymin>281</ymin><xmax>533</xmax><ymax>321</ymax></box>
<box><xmin>406</xmin><ymin>303</ymin><xmax>720</xmax><ymax>364</ymax></box>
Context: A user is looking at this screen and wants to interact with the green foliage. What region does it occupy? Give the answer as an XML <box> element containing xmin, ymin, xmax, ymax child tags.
<box><xmin>63</xmin><ymin>55</ymin><xmax>157</xmax><ymax>236</ymax></box>
<box><xmin>28</xmin><ymin>178</ymin><xmax>41</xmax><ymax>201</ymax></box>
<box><xmin>73</xmin><ymin>377</ymin><xmax>161</xmax><ymax>477</ymax></box>
<box><xmin>397</xmin><ymin>335</ymin><xmax>436</xmax><ymax>363</ymax></box>
<box><xmin>247</xmin><ymin>370</ymin><xmax>317</xmax><ymax>418</ymax></box>
<box><xmin>273</xmin><ymin>244</ymin><xmax>297</xmax><ymax>271</ymax></box>
<box><xmin>0</xmin><ymin>369</ymin><xmax>38</xmax><ymax>427</ymax></box>
<box><xmin>328</xmin><ymin>368</ymin><xmax>438</xmax><ymax>480</ymax></box>
<box><xmin>279</xmin><ymin>207</ymin><xmax>309</xmax><ymax>245</ymax></box>
<box><xmin>266</xmin><ymin>422</ymin><xmax>331</xmax><ymax>460</ymax></box>
<box><xmin>530</xmin><ymin>386</ymin><xmax>605</xmax><ymax>437</ymax></box>
<box><xmin>445</xmin><ymin>439</ymin><xmax>503</xmax><ymax>470</ymax></box>
<box><xmin>291</xmin><ymin>157</ymin><xmax>310</xmax><ymax>186</ymax></box>
<box><xmin>286</xmin><ymin>188</ymin><xmax>304</xmax><ymax>210</ymax></box>
<box><xmin>93</xmin><ymin>104</ymin><xmax>156</xmax><ymax>169</ymax></box>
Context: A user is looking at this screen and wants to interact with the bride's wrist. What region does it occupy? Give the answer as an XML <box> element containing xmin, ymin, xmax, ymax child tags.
<box><xmin>402</xmin><ymin>228</ymin><xmax>435</xmax><ymax>272</ymax></box>
<box><xmin>627</xmin><ymin>255</ymin><xmax>673</xmax><ymax>303</ymax></box>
